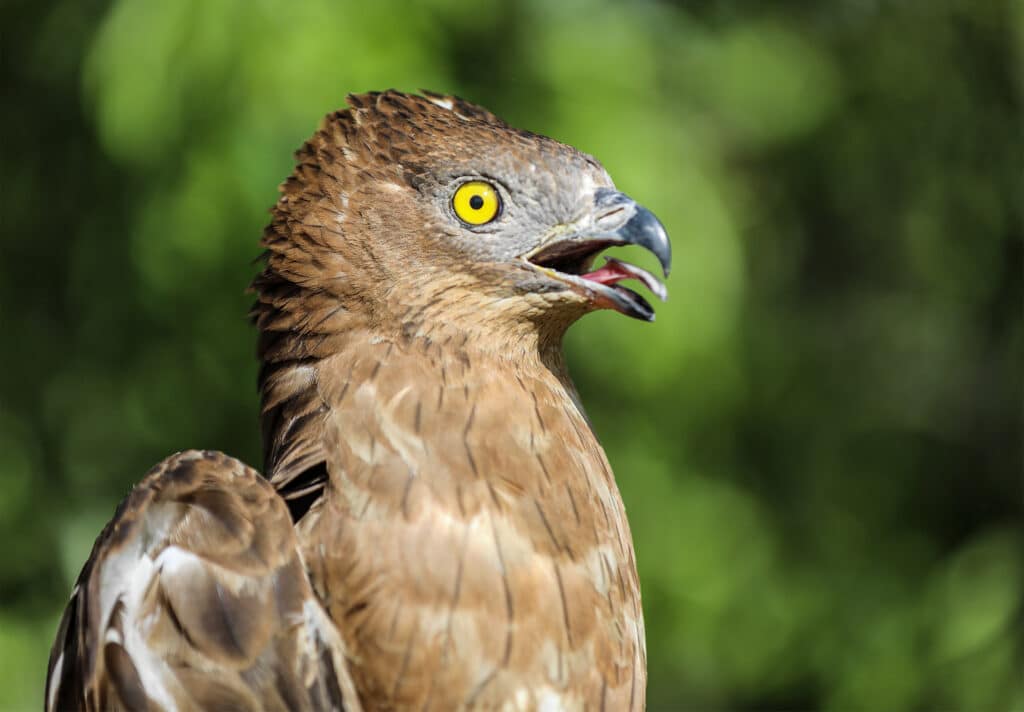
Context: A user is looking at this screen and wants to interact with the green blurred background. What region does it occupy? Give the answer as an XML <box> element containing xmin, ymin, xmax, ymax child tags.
<box><xmin>3</xmin><ymin>0</ymin><xmax>1022</xmax><ymax>709</ymax></box>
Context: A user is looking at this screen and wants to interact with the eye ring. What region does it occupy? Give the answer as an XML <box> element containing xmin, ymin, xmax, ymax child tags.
<box><xmin>452</xmin><ymin>180</ymin><xmax>501</xmax><ymax>226</ymax></box>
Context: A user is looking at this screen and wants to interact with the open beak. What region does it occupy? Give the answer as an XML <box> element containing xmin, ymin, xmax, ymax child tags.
<box><xmin>525</xmin><ymin>188</ymin><xmax>672</xmax><ymax>321</ymax></box>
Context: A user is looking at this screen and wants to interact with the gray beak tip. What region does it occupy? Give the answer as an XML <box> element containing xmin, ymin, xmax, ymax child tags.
<box><xmin>626</xmin><ymin>204</ymin><xmax>672</xmax><ymax>279</ymax></box>
<box><xmin>593</xmin><ymin>188</ymin><xmax>672</xmax><ymax>278</ymax></box>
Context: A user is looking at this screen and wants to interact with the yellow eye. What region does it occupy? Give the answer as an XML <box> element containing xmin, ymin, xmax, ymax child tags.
<box><xmin>452</xmin><ymin>181</ymin><xmax>501</xmax><ymax>225</ymax></box>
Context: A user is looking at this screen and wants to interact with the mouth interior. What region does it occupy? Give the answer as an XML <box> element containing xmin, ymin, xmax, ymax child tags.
<box><xmin>527</xmin><ymin>241</ymin><xmax>610</xmax><ymax>277</ymax></box>
<box><xmin>527</xmin><ymin>242</ymin><xmax>668</xmax><ymax>303</ymax></box>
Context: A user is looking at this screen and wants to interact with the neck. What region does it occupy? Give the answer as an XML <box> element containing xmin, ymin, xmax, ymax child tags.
<box><xmin>254</xmin><ymin>284</ymin><xmax>581</xmax><ymax>505</ymax></box>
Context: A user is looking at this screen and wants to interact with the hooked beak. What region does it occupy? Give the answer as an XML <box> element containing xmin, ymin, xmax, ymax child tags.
<box><xmin>525</xmin><ymin>188</ymin><xmax>672</xmax><ymax>321</ymax></box>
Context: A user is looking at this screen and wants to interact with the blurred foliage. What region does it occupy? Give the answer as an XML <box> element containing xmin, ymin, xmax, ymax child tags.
<box><xmin>2</xmin><ymin>0</ymin><xmax>1021</xmax><ymax>709</ymax></box>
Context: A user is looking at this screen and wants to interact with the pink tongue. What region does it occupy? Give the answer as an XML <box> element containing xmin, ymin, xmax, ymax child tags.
<box><xmin>581</xmin><ymin>260</ymin><xmax>634</xmax><ymax>286</ymax></box>
<box><xmin>580</xmin><ymin>257</ymin><xmax>668</xmax><ymax>302</ymax></box>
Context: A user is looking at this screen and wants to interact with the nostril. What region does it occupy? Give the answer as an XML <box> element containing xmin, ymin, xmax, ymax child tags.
<box><xmin>592</xmin><ymin>188</ymin><xmax>637</xmax><ymax>231</ymax></box>
<box><xmin>594</xmin><ymin>205</ymin><xmax>628</xmax><ymax>230</ymax></box>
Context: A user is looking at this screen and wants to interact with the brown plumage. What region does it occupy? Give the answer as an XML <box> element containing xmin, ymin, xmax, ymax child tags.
<box><xmin>47</xmin><ymin>90</ymin><xmax>671</xmax><ymax>711</ymax></box>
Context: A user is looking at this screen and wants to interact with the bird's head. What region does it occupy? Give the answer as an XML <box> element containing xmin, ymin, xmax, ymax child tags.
<box><xmin>254</xmin><ymin>90</ymin><xmax>670</xmax><ymax>354</ymax></box>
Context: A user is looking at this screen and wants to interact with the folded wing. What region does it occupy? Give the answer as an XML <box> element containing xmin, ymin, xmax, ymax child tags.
<box><xmin>46</xmin><ymin>449</ymin><xmax>360</xmax><ymax>712</ymax></box>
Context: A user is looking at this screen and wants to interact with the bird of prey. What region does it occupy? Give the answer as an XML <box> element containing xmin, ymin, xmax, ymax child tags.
<box><xmin>46</xmin><ymin>90</ymin><xmax>671</xmax><ymax>711</ymax></box>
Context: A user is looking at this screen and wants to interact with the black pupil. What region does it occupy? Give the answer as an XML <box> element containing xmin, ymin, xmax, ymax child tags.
<box><xmin>469</xmin><ymin>194</ymin><xmax>484</xmax><ymax>210</ymax></box>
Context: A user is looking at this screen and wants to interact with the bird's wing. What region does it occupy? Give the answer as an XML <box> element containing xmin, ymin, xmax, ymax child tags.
<box><xmin>46</xmin><ymin>449</ymin><xmax>361</xmax><ymax>712</ymax></box>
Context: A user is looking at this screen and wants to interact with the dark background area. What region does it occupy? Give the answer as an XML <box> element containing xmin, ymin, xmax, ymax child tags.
<box><xmin>2</xmin><ymin>0</ymin><xmax>1021</xmax><ymax>708</ymax></box>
